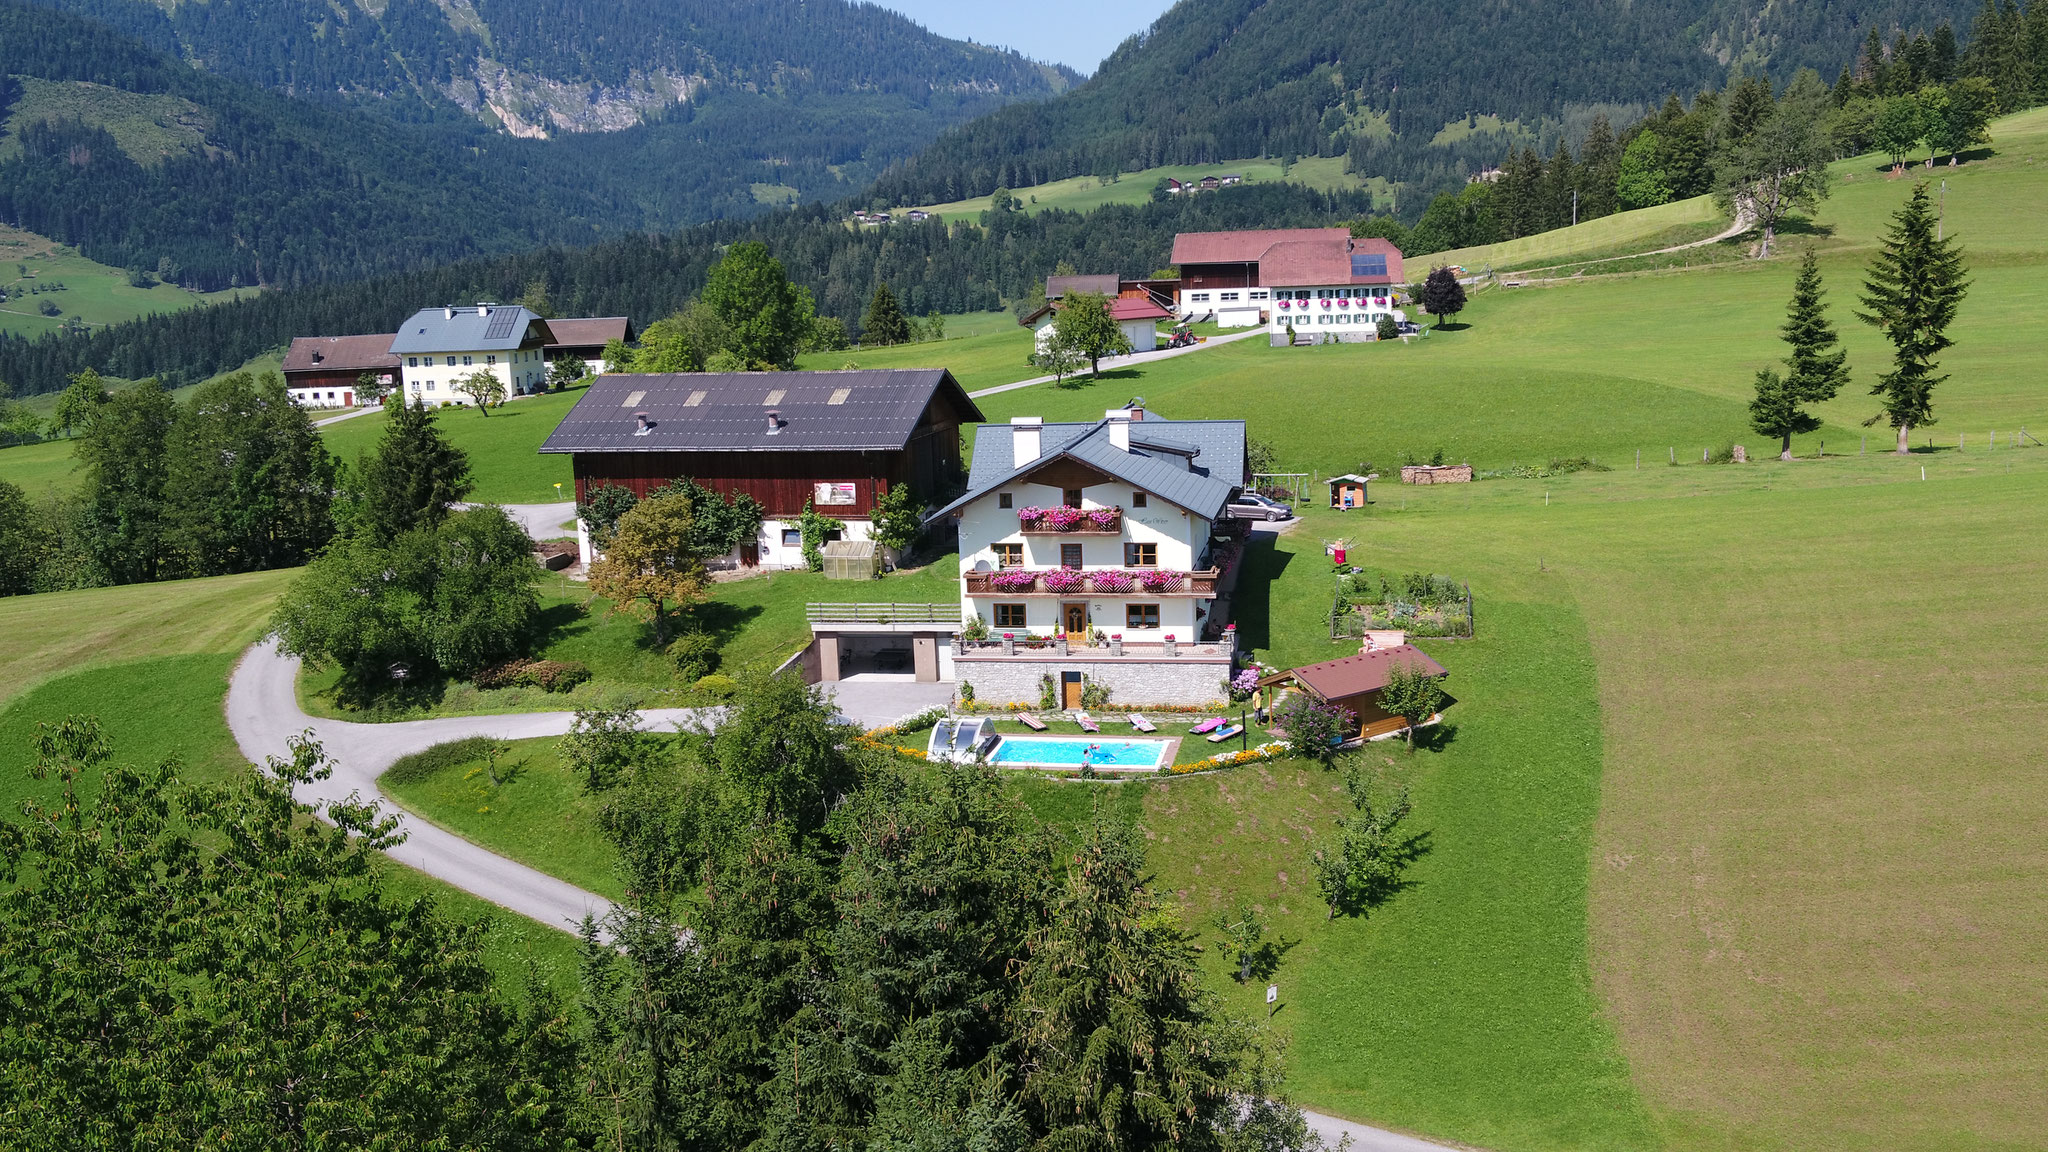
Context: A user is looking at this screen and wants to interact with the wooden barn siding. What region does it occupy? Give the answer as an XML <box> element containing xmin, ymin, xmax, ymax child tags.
<box><xmin>573</xmin><ymin>449</ymin><xmax>905</xmax><ymax>517</ymax></box>
<box><xmin>286</xmin><ymin>368</ymin><xmax>385</xmax><ymax>390</ymax></box>
<box><xmin>1179</xmin><ymin>263</ymin><xmax>1259</xmax><ymax>290</ymax></box>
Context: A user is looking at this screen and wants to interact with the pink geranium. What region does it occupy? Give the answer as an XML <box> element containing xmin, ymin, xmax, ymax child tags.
<box><xmin>1139</xmin><ymin>569</ymin><xmax>1185</xmax><ymax>592</ymax></box>
<box><xmin>989</xmin><ymin>568</ymin><xmax>1038</xmax><ymax>591</ymax></box>
<box><xmin>1017</xmin><ymin>506</ymin><xmax>1044</xmax><ymax>523</ymax></box>
<box><xmin>1045</xmin><ymin>506</ymin><xmax>1084</xmax><ymax>530</ymax></box>
<box><xmin>1086</xmin><ymin>508</ymin><xmax>1118</xmax><ymax>528</ymax></box>
<box><xmin>1090</xmin><ymin>569</ymin><xmax>1135</xmax><ymax>593</ymax></box>
<box><xmin>1043</xmin><ymin>568</ymin><xmax>1086</xmax><ymax>594</ymax></box>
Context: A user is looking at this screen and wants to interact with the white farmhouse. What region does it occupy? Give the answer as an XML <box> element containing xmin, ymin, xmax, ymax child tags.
<box><xmin>391</xmin><ymin>304</ymin><xmax>558</xmax><ymax>406</ymax></box>
<box><xmin>1171</xmin><ymin>228</ymin><xmax>1407</xmax><ymax>339</ymax></box>
<box><xmin>1020</xmin><ymin>294</ymin><xmax>1174</xmax><ymax>355</ymax></box>
<box><xmin>930</xmin><ymin>408</ymin><xmax>1249</xmax><ymax>708</ymax></box>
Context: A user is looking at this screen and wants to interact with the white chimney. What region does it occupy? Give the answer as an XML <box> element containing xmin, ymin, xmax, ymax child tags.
<box><xmin>443</xmin><ymin>306</ymin><xmax>456</xmax><ymax>320</ymax></box>
<box><xmin>1011</xmin><ymin>416</ymin><xmax>1043</xmax><ymax>467</ymax></box>
<box><xmin>1106</xmin><ymin>409</ymin><xmax>1132</xmax><ymax>451</ymax></box>
<box><xmin>477</xmin><ymin>303</ymin><xmax>490</xmax><ymax>317</ymax></box>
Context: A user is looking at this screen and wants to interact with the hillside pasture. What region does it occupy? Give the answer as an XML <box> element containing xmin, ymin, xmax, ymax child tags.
<box><xmin>316</xmin><ymin>386</ymin><xmax>583</xmax><ymax>504</ymax></box>
<box><xmin>889</xmin><ymin>155</ymin><xmax>1390</xmax><ymax>222</ymax></box>
<box><xmin>0</xmin><ymin>221</ymin><xmax>255</xmax><ymax>340</ymax></box>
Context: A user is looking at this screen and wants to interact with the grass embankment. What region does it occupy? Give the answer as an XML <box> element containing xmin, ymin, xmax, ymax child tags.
<box><xmin>798</xmin><ymin>319</ymin><xmax>1038</xmax><ymax>394</ymax></box>
<box><xmin>0</xmin><ymin>579</ymin><xmax>583</xmax><ymax>990</ymax></box>
<box><xmin>0</xmin><ymin>221</ymin><xmax>255</xmax><ymax>340</ymax></box>
<box><xmin>1427</xmin><ymin>194</ymin><xmax>1729</xmax><ymax>272</ymax></box>
<box><xmin>889</xmin><ymin>155</ymin><xmax>1389</xmax><ymax>222</ymax></box>
<box><xmin>316</xmin><ymin>385</ymin><xmax>587</xmax><ymax>505</ymax></box>
<box><xmin>299</xmin><ymin>559</ymin><xmax>964</xmax><ymax>720</ymax></box>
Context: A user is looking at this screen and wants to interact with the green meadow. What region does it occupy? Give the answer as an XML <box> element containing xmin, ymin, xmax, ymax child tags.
<box><xmin>315</xmin><ymin>386</ymin><xmax>585</xmax><ymax>505</ymax></box>
<box><xmin>888</xmin><ymin>154</ymin><xmax>1390</xmax><ymax>222</ymax></box>
<box><xmin>0</xmin><ymin>222</ymin><xmax>255</xmax><ymax>340</ymax></box>
<box><xmin>0</xmin><ymin>106</ymin><xmax>2044</xmax><ymax>1152</ymax></box>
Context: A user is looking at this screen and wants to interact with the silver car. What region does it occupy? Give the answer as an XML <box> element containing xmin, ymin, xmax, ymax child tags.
<box><xmin>1227</xmin><ymin>492</ymin><xmax>1295</xmax><ymax>521</ymax></box>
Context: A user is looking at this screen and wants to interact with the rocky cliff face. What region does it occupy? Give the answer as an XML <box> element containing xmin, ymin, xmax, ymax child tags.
<box><xmin>444</xmin><ymin>63</ymin><xmax>703</xmax><ymax>138</ymax></box>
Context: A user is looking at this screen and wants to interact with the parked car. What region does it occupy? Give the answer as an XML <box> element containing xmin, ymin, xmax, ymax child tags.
<box><xmin>1227</xmin><ymin>492</ymin><xmax>1295</xmax><ymax>521</ymax></box>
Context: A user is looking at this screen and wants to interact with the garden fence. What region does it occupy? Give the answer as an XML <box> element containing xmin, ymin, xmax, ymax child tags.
<box><xmin>1329</xmin><ymin>576</ymin><xmax>1474</xmax><ymax>643</ymax></box>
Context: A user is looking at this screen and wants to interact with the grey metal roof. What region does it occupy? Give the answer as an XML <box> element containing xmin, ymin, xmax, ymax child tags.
<box><xmin>538</xmin><ymin>369</ymin><xmax>982</xmax><ymax>454</ymax></box>
<box><xmin>932</xmin><ymin>417</ymin><xmax>1245</xmax><ymax>522</ymax></box>
<box><xmin>389</xmin><ymin>305</ymin><xmax>555</xmax><ymax>354</ymax></box>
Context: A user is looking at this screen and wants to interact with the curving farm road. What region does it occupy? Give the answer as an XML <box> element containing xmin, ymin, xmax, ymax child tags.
<box><xmin>223</xmin><ymin>640</ymin><xmax>1457</xmax><ymax>1152</ymax></box>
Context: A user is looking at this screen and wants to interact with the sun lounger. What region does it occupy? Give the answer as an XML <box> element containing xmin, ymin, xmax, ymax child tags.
<box><xmin>1073</xmin><ymin>712</ymin><xmax>1101</xmax><ymax>733</ymax></box>
<box><xmin>1017</xmin><ymin>713</ymin><xmax>1048</xmax><ymax>731</ymax></box>
<box><xmin>1190</xmin><ymin>717</ymin><xmax>1225</xmax><ymax>734</ymax></box>
<box><xmin>1206</xmin><ymin>724</ymin><xmax>1244</xmax><ymax>743</ymax></box>
<box><xmin>1126</xmin><ymin>713</ymin><xmax>1157</xmax><ymax>733</ymax></box>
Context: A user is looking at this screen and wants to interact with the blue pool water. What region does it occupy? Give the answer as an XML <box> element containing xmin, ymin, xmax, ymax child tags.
<box><xmin>988</xmin><ymin>736</ymin><xmax>1169</xmax><ymax>769</ymax></box>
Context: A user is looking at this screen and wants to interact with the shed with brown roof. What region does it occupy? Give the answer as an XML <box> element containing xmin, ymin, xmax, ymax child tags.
<box><xmin>282</xmin><ymin>334</ymin><xmax>399</xmax><ymax>408</ymax></box>
<box><xmin>544</xmin><ymin>317</ymin><xmax>636</xmax><ymax>370</ymax></box>
<box><xmin>1258</xmin><ymin>645</ymin><xmax>1452</xmax><ymax>741</ymax></box>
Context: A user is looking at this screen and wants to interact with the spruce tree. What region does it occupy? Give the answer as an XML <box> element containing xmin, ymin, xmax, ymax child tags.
<box><xmin>360</xmin><ymin>398</ymin><xmax>473</xmax><ymax>540</ymax></box>
<box><xmin>1858</xmin><ymin>185</ymin><xmax>1969</xmax><ymax>454</ymax></box>
<box><xmin>77</xmin><ymin>377</ymin><xmax>175</xmax><ymax>584</ymax></box>
<box><xmin>1751</xmin><ymin>249</ymin><xmax>1850</xmax><ymax>460</ymax></box>
<box><xmin>1540</xmin><ymin>139</ymin><xmax>1578</xmax><ymax>230</ymax></box>
<box><xmin>862</xmin><ymin>283</ymin><xmax>912</xmax><ymax>346</ymax></box>
<box><xmin>1578</xmin><ymin>114</ymin><xmax>1621</xmax><ymax>219</ymax></box>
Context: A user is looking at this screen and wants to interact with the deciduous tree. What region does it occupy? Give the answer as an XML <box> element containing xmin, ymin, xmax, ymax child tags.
<box><xmin>0</xmin><ymin>478</ymin><xmax>38</xmax><ymax>595</ymax></box>
<box><xmin>1871</xmin><ymin>94</ymin><xmax>1927</xmax><ymax>169</ymax></box>
<box><xmin>1417</xmin><ymin>266</ymin><xmax>1467</xmax><ymax>328</ymax></box>
<box><xmin>587</xmin><ymin>492</ymin><xmax>708</xmax><ymax>645</ymax></box>
<box><xmin>1717</xmin><ymin>97</ymin><xmax>1834</xmax><ymax>257</ymax></box>
<box><xmin>49</xmin><ymin>367</ymin><xmax>105</xmax><ymax>438</ymax></box>
<box><xmin>702</xmin><ymin>241</ymin><xmax>805</xmax><ymax>368</ymax></box>
<box><xmin>1309</xmin><ymin>770</ymin><xmax>1416</xmax><ymax>918</ymax></box>
<box><xmin>76</xmin><ymin>376</ymin><xmax>174</xmax><ymax>584</ymax></box>
<box><xmin>1615</xmin><ymin>130</ymin><xmax>1674</xmax><ymax>210</ymax></box>
<box><xmin>1032</xmin><ymin>325</ymin><xmax>1085</xmax><ymax>383</ymax></box>
<box><xmin>1378</xmin><ymin>658</ymin><xmax>1448</xmax><ymax>749</ymax></box>
<box><xmin>164</xmin><ymin>370</ymin><xmax>337</xmax><ymax>574</ymax></box>
<box><xmin>456</xmin><ymin>368</ymin><xmax>506</xmax><ymax>412</ymax></box>
<box><xmin>1859</xmin><ymin>183</ymin><xmax>1970</xmax><ymax>453</ymax></box>
<box><xmin>1049</xmin><ymin>291</ymin><xmax>1130</xmax><ymax>374</ymax></box>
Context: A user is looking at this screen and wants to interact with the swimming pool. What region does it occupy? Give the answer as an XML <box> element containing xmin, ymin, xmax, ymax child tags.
<box><xmin>988</xmin><ymin>735</ymin><xmax>1171</xmax><ymax>770</ymax></box>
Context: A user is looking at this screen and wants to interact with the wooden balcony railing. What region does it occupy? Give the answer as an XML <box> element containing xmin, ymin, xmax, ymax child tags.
<box><xmin>1016</xmin><ymin>506</ymin><xmax>1123</xmax><ymax>535</ymax></box>
<box><xmin>964</xmin><ymin>567</ymin><xmax>1220</xmax><ymax>598</ymax></box>
<box><xmin>804</xmin><ymin>602</ymin><xmax>956</xmax><ymax>624</ymax></box>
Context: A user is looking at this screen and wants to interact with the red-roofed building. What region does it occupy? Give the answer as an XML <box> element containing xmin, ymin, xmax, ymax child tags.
<box><xmin>1170</xmin><ymin>228</ymin><xmax>1407</xmax><ymax>341</ymax></box>
<box><xmin>1019</xmin><ymin>293</ymin><xmax>1174</xmax><ymax>354</ymax></box>
<box><xmin>282</xmin><ymin>334</ymin><xmax>399</xmax><ymax>409</ymax></box>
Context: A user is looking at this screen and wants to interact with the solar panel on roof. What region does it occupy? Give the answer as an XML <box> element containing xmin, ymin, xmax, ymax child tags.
<box><xmin>482</xmin><ymin>309</ymin><xmax>520</xmax><ymax>341</ymax></box>
<box><xmin>1351</xmin><ymin>254</ymin><xmax>1388</xmax><ymax>277</ymax></box>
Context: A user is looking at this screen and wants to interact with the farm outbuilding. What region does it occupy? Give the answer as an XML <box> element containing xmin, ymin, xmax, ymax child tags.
<box><xmin>1259</xmin><ymin>645</ymin><xmax>1452</xmax><ymax>741</ymax></box>
<box><xmin>1327</xmin><ymin>473</ymin><xmax>1373</xmax><ymax>509</ymax></box>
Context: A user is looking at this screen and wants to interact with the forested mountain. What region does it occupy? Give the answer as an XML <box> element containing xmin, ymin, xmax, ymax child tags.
<box><xmin>18</xmin><ymin>0</ymin><xmax>1074</xmax><ymax>134</ymax></box>
<box><xmin>870</xmin><ymin>0</ymin><xmax>1985</xmax><ymax>208</ymax></box>
<box><xmin>0</xmin><ymin>184</ymin><xmax>1374</xmax><ymax>395</ymax></box>
<box><xmin>0</xmin><ymin>0</ymin><xmax>1072</xmax><ymax>290</ymax></box>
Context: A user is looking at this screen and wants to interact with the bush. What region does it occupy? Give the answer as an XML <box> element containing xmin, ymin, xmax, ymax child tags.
<box><xmin>1080</xmin><ymin>677</ymin><xmax>1111</xmax><ymax>710</ymax></box>
<box><xmin>517</xmin><ymin>660</ymin><xmax>591</xmax><ymax>693</ymax></box>
<box><xmin>383</xmin><ymin>736</ymin><xmax>501</xmax><ymax>787</ymax></box>
<box><xmin>472</xmin><ymin>658</ymin><xmax>535</xmax><ymax>690</ymax></box>
<box><xmin>694</xmin><ymin>673</ymin><xmax>739</xmax><ymax>697</ymax></box>
<box><xmin>666</xmin><ymin>631</ymin><xmax>722</xmax><ymax>682</ymax></box>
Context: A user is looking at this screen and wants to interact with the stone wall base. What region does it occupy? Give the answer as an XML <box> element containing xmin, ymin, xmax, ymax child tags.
<box><xmin>956</xmin><ymin>657</ymin><xmax>1230</xmax><ymax>709</ymax></box>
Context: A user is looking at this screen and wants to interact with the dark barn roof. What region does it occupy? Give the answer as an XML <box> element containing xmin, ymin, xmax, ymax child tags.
<box><xmin>539</xmin><ymin>370</ymin><xmax>982</xmax><ymax>454</ymax></box>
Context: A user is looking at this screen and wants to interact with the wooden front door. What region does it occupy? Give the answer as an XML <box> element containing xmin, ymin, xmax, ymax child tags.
<box><xmin>740</xmin><ymin>543</ymin><xmax>760</xmax><ymax>567</ymax></box>
<box><xmin>1062</xmin><ymin>671</ymin><xmax>1083</xmax><ymax>710</ymax></box>
<box><xmin>1063</xmin><ymin>602</ymin><xmax>1088</xmax><ymax>635</ymax></box>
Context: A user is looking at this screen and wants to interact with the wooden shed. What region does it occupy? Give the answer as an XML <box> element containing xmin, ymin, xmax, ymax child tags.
<box><xmin>1327</xmin><ymin>472</ymin><xmax>1374</xmax><ymax>509</ymax></box>
<box><xmin>1258</xmin><ymin>645</ymin><xmax>1452</xmax><ymax>741</ymax></box>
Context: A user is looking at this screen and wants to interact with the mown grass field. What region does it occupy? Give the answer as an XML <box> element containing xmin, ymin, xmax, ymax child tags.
<box><xmin>0</xmin><ymin>221</ymin><xmax>255</xmax><ymax>340</ymax></box>
<box><xmin>1428</xmin><ymin>193</ymin><xmax>1729</xmax><ymax>272</ymax></box>
<box><xmin>797</xmin><ymin>319</ymin><xmax>1039</xmax><ymax>393</ymax></box>
<box><xmin>889</xmin><ymin>155</ymin><xmax>1389</xmax><ymax>222</ymax></box>
<box><xmin>315</xmin><ymin>386</ymin><xmax>584</xmax><ymax>504</ymax></box>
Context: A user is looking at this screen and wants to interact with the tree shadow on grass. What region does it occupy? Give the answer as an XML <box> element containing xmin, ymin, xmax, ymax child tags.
<box><xmin>531</xmin><ymin>601</ymin><xmax>592</xmax><ymax>649</ymax></box>
<box><xmin>689</xmin><ymin>600</ymin><xmax>765</xmax><ymax>648</ymax></box>
<box><xmin>1408</xmin><ymin>720</ymin><xmax>1459</xmax><ymax>753</ymax></box>
<box><xmin>1774</xmin><ymin>216</ymin><xmax>1837</xmax><ymax>239</ymax></box>
<box><xmin>1355</xmin><ymin>828</ymin><xmax>1435</xmax><ymax>915</ymax></box>
<box><xmin>1432</xmin><ymin>321</ymin><xmax>1472</xmax><ymax>333</ymax></box>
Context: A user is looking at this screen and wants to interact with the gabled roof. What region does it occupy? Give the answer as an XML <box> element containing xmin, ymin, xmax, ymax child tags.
<box><xmin>544</xmin><ymin>317</ymin><xmax>634</xmax><ymax>349</ymax></box>
<box><xmin>282</xmin><ymin>334</ymin><xmax>399</xmax><ymax>374</ymax></box>
<box><xmin>539</xmin><ymin>369</ymin><xmax>982</xmax><ymax>454</ymax></box>
<box><xmin>1263</xmin><ymin>645</ymin><xmax>1447</xmax><ymax>699</ymax></box>
<box><xmin>1019</xmin><ymin>295</ymin><xmax>1174</xmax><ymax>327</ymax></box>
<box><xmin>1171</xmin><ymin>227</ymin><xmax>1351</xmax><ymax>264</ymax></box>
<box><xmin>390</xmin><ymin>305</ymin><xmax>554</xmax><ymax>354</ymax></box>
<box><xmin>932</xmin><ymin>417</ymin><xmax>1245</xmax><ymax>523</ymax></box>
<box><xmin>1261</xmin><ymin>237</ymin><xmax>1403</xmax><ymax>287</ymax></box>
<box><xmin>1045</xmin><ymin>273</ymin><xmax>1120</xmax><ymax>298</ymax></box>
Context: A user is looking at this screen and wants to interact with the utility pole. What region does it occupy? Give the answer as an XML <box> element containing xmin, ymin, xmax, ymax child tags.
<box><xmin>1572</xmin><ymin>189</ymin><xmax>1579</xmax><ymax>228</ymax></box>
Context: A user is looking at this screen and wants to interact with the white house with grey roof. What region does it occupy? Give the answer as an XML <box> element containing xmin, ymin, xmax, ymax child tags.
<box><xmin>929</xmin><ymin>407</ymin><xmax>1250</xmax><ymax>709</ymax></box>
<box><xmin>391</xmin><ymin>304</ymin><xmax>558</xmax><ymax>405</ymax></box>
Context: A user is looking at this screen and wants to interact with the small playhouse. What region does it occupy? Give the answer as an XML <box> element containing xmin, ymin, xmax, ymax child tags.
<box><xmin>1327</xmin><ymin>473</ymin><xmax>1374</xmax><ymax>510</ymax></box>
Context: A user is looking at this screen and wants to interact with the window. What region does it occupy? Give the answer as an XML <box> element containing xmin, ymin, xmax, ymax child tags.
<box><xmin>445</xmin><ymin>356</ymin><xmax>456</xmax><ymax>367</ymax></box>
<box><xmin>1062</xmin><ymin>488</ymin><xmax>1082</xmax><ymax>509</ymax></box>
<box><xmin>994</xmin><ymin>543</ymin><xmax>1023</xmax><ymax>568</ymax></box>
<box><xmin>1126</xmin><ymin>604</ymin><xmax>1160</xmax><ymax>629</ymax></box>
<box><xmin>425</xmin><ymin>381</ymin><xmax>436</xmax><ymax>391</ymax></box>
<box><xmin>1249</xmin><ymin>289</ymin><xmax>1269</xmax><ymax>300</ymax></box>
<box><xmin>1124</xmin><ymin>542</ymin><xmax>1157</xmax><ymax>567</ymax></box>
<box><xmin>782</xmin><ymin>529</ymin><xmax>802</xmax><ymax>547</ymax></box>
<box><xmin>998</xmin><ymin>492</ymin><xmax>1012</xmax><ymax>509</ymax></box>
<box><xmin>1060</xmin><ymin>543</ymin><xmax>1083</xmax><ymax>569</ymax></box>
<box><xmin>994</xmin><ymin>604</ymin><xmax>1027</xmax><ymax>629</ymax></box>
<box><xmin>407</xmin><ymin>357</ymin><xmax>419</xmax><ymax>368</ymax></box>
<box><xmin>462</xmin><ymin>355</ymin><xmax>473</xmax><ymax>366</ymax></box>
<box><xmin>1221</xmin><ymin>291</ymin><xmax>1240</xmax><ymax>301</ymax></box>
<box><xmin>1190</xmin><ymin>292</ymin><xmax>1211</xmax><ymax>302</ymax></box>
<box><xmin>486</xmin><ymin>355</ymin><xmax>497</xmax><ymax>366</ymax></box>
<box><xmin>1131</xmin><ymin>492</ymin><xmax>1147</xmax><ymax>508</ymax></box>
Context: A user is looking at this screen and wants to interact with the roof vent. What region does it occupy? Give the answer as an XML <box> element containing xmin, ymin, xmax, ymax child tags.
<box><xmin>621</xmin><ymin>389</ymin><xmax>646</xmax><ymax>408</ymax></box>
<box><xmin>763</xmin><ymin>389</ymin><xmax>785</xmax><ymax>406</ymax></box>
<box><xmin>633</xmin><ymin>411</ymin><xmax>652</xmax><ymax>437</ymax></box>
<box><xmin>765</xmin><ymin>410</ymin><xmax>782</xmax><ymax>435</ymax></box>
<box><xmin>683</xmin><ymin>390</ymin><xmax>706</xmax><ymax>407</ymax></box>
<box><xmin>827</xmin><ymin>387</ymin><xmax>851</xmax><ymax>405</ymax></box>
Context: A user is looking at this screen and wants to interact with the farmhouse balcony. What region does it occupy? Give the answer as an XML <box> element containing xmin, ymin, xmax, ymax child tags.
<box><xmin>963</xmin><ymin>567</ymin><xmax>1220</xmax><ymax>598</ymax></box>
<box><xmin>954</xmin><ymin>635</ymin><xmax>1235</xmax><ymax>661</ymax></box>
<box><xmin>1016</xmin><ymin>506</ymin><xmax>1123</xmax><ymax>535</ymax></box>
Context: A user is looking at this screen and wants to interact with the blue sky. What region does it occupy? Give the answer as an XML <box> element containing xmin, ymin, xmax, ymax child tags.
<box><xmin>871</xmin><ymin>0</ymin><xmax>1177</xmax><ymax>74</ymax></box>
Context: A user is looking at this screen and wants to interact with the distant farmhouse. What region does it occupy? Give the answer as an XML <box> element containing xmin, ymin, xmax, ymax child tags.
<box><xmin>1162</xmin><ymin>172</ymin><xmax>1244</xmax><ymax>195</ymax></box>
<box><xmin>283</xmin><ymin>307</ymin><xmax>633</xmax><ymax>410</ymax></box>
<box><xmin>1018</xmin><ymin>273</ymin><xmax>1180</xmax><ymax>353</ymax></box>
<box><xmin>541</xmin><ymin>369</ymin><xmax>981</xmax><ymax>569</ymax></box>
<box><xmin>282</xmin><ymin>335</ymin><xmax>398</xmax><ymax>409</ymax></box>
<box><xmin>1171</xmin><ymin>228</ymin><xmax>1406</xmax><ymax>341</ymax></box>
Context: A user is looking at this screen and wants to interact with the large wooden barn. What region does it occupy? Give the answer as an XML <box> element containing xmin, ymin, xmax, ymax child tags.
<box><xmin>539</xmin><ymin>369</ymin><xmax>982</xmax><ymax>568</ymax></box>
